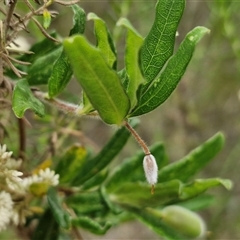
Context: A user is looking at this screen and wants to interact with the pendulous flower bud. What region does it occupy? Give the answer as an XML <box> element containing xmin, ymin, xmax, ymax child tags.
<box><xmin>143</xmin><ymin>154</ymin><xmax>158</xmax><ymax>189</ymax></box>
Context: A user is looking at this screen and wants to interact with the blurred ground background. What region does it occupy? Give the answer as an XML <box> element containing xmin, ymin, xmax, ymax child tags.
<box><xmin>2</xmin><ymin>0</ymin><xmax>240</xmax><ymax>239</ymax></box>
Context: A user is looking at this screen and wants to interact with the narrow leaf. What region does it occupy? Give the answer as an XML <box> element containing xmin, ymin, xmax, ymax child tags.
<box><xmin>12</xmin><ymin>79</ymin><xmax>45</xmax><ymax>118</ymax></box>
<box><xmin>106</xmin><ymin>180</ymin><xmax>181</xmax><ymax>208</ymax></box>
<box><xmin>63</xmin><ymin>35</ymin><xmax>130</xmax><ymax>125</ymax></box>
<box><xmin>48</xmin><ymin>5</ymin><xmax>86</xmax><ymax>97</ymax></box>
<box><xmin>117</xmin><ymin>18</ymin><xmax>144</xmax><ymax>109</ymax></box>
<box><xmin>158</xmin><ymin>132</ymin><xmax>224</xmax><ymax>182</ymax></box>
<box><xmin>72</xmin><ymin>216</ymin><xmax>112</xmax><ymax>235</ymax></box>
<box><xmin>131</xmin><ymin>27</ymin><xmax>210</xmax><ymax>116</ymax></box>
<box><xmin>88</xmin><ymin>12</ymin><xmax>117</xmax><ymax>68</ymax></box>
<box><xmin>66</xmin><ymin>190</ymin><xmax>107</xmax><ymax>215</ymax></box>
<box><xmin>47</xmin><ymin>188</ymin><xmax>71</xmax><ymax>229</ymax></box>
<box><xmin>55</xmin><ymin>146</ymin><xmax>88</xmax><ymax>184</ymax></box>
<box><xmin>71</xmin><ymin>119</ymin><xmax>139</xmax><ymax>185</ymax></box>
<box><xmin>141</xmin><ymin>0</ymin><xmax>185</xmax><ymax>82</ymax></box>
<box><xmin>32</xmin><ymin>208</ymin><xmax>59</xmax><ymax>240</ymax></box>
<box><xmin>70</xmin><ymin>5</ymin><xmax>86</xmax><ymax>36</ymax></box>
<box><xmin>180</xmin><ymin>178</ymin><xmax>233</xmax><ymax>200</ymax></box>
<box><xmin>105</xmin><ymin>178</ymin><xmax>232</xmax><ymax>209</ymax></box>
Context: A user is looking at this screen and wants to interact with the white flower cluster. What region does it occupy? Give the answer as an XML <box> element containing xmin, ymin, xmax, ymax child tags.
<box><xmin>0</xmin><ymin>191</ymin><xmax>13</xmax><ymax>232</ymax></box>
<box><xmin>21</xmin><ymin>168</ymin><xmax>59</xmax><ymax>192</ymax></box>
<box><xmin>0</xmin><ymin>144</ymin><xmax>23</xmax><ymax>191</ymax></box>
<box><xmin>0</xmin><ymin>144</ymin><xmax>60</xmax><ymax>232</ymax></box>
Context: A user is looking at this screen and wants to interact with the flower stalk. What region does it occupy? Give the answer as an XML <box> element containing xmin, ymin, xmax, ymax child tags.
<box><xmin>124</xmin><ymin>121</ymin><xmax>158</xmax><ymax>194</ymax></box>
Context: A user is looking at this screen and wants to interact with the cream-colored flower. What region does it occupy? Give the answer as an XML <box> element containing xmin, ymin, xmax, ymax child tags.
<box><xmin>38</xmin><ymin>168</ymin><xmax>59</xmax><ymax>186</ymax></box>
<box><xmin>4</xmin><ymin>169</ymin><xmax>23</xmax><ymax>191</ymax></box>
<box><xmin>20</xmin><ymin>168</ymin><xmax>59</xmax><ymax>192</ymax></box>
<box><xmin>0</xmin><ymin>144</ymin><xmax>13</xmax><ymax>168</ymax></box>
<box><xmin>0</xmin><ymin>191</ymin><xmax>13</xmax><ymax>232</ymax></box>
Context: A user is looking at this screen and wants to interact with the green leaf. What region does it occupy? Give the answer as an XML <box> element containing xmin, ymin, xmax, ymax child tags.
<box><xmin>48</xmin><ymin>5</ymin><xmax>86</xmax><ymax>97</ymax></box>
<box><xmin>177</xmin><ymin>194</ymin><xmax>215</xmax><ymax>211</ymax></box>
<box><xmin>106</xmin><ymin>142</ymin><xmax>167</xmax><ymax>191</ymax></box>
<box><xmin>32</xmin><ymin>208</ymin><xmax>59</xmax><ymax>240</ymax></box>
<box><xmin>117</xmin><ymin>18</ymin><xmax>144</xmax><ymax>109</ymax></box>
<box><xmin>88</xmin><ymin>12</ymin><xmax>117</xmax><ymax>68</ymax></box>
<box><xmin>55</xmin><ymin>146</ymin><xmax>88</xmax><ymax>184</ymax></box>
<box><xmin>105</xmin><ymin>178</ymin><xmax>232</xmax><ymax>209</ymax></box>
<box><xmin>43</xmin><ymin>9</ymin><xmax>51</xmax><ymax>29</ymax></box>
<box><xmin>130</xmin><ymin>26</ymin><xmax>210</xmax><ymax>116</ymax></box>
<box><xmin>12</xmin><ymin>79</ymin><xmax>45</xmax><ymax>118</ymax></box>
<box><xmin>71</xmin><ymin>119</ymin><xmax>139</xmax><ymax>185</ymax></box>
<box><xmin>72</xmin><ymin>216</ymin><xmax>112</xmax><ymax>235</ymax></box>
<box><xmin>160</xmin><ymin>205</ymin><xmax>206</xmax><ymax>239</ymax></box>
<box><xmin>106</xmin><ymin>180</ymin><xmax>181</xmax><ymax>208</ymax></box>
<box><xmin>141</xmin><ymin>0</ymin><xmax>185</xmax><ymax>82</ymax></box>
<box><xmin>129</xmin><ymin>207</ymin><xmax>185</xmax><ymax>240</ymax></box>
<box><xmin>180</xmin><ymin>178</ymin><xmax>233</xmax><ymax>200</ymax></box>
<box><xmin>27</xmin><ymin>47</ymin><xmax>63</xmax><ymax>85</ymax></box>
<box><xmin>81</xmin><ymin>170</ymin><xmax>108</xmax><ymax>190</ymax></box>
<box><xmin>48</xmin><ymin>51</ymin><xmax>73</xmax><ymax>97</ymax></box>
<box><xmin>63</xmin><ymin>35</ymin><xmax>130</xmax><ymax>125</ymax></box>
<box><xmin>20</xmin><ymin>32</ymin><xmax>60</xmax><ymax>63</ymax></box>
<box><xmin>70</xmin><ymin>5</ymin><xmax>86</xmax><ymax>36</ymax></box>
<box><xmin>47</xmin><ymin>188</ymin><xmax>71</xmax><ymax>229</ymax></box>
<box><xmin>66</xmin><ymin>190</ymin><xmax>107</xmax><ymax>215</ymax></box>
<box><xmin>158</xmin><ymin>132</ymin><xmax>224</xmax><ymax>182</ymax></box>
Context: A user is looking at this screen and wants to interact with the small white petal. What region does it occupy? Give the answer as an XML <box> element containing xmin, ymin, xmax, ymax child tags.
<box><xmin>143</xmin><ymin>154</ymin><xmax>158</xmax><ymax>185</ymax></box>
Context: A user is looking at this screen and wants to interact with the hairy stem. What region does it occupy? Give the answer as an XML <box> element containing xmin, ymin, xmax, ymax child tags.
<box><xmin>124</xmin><ymin>120</ymin><xmax>150</xmax><ymax>155</ymax></box>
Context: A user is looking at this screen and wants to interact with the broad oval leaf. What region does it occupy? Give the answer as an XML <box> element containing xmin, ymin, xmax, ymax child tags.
<box><xmin>130</xmin><ymin>26</ymin><xmax>210</xmax><ymax>117</ymax></box>
<box><xmin>141</xmin><ymin>0</ymin><xmax>185</xmax><ymax>82</ymax></box>
<box><xmin>12</xmin><ymin>79</ymin><xmax>45</xmax><ymax>118</ymax></box>
<box><xmin>88</xmin><ymin>12</ymin><xmax>117</xmax><ymax>69</ymax></box>
<box><xmin>63</xmin><ymin>35</ymin><xmax>130</xmax><ymax>125</ymax></box>
<box><xmin>48</xmin><ymin>5</ymin><xmax>86</xmax><ymax>97</ymax></box>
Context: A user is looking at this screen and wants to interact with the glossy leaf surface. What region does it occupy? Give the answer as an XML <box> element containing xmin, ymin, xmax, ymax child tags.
<box><xmin>64</xmin><ymin>35</ymin><xmax>130</xmax><ymax>125</ymax></box>
<box><xmin>141</xmin><ymin>0</ymin><xmax>185</xmax><ymax>82</ymax></box>
<box><xmin>131</xmin><ymin>27</ymin><xmax>210</xmax><ymax>116</ymax></box>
